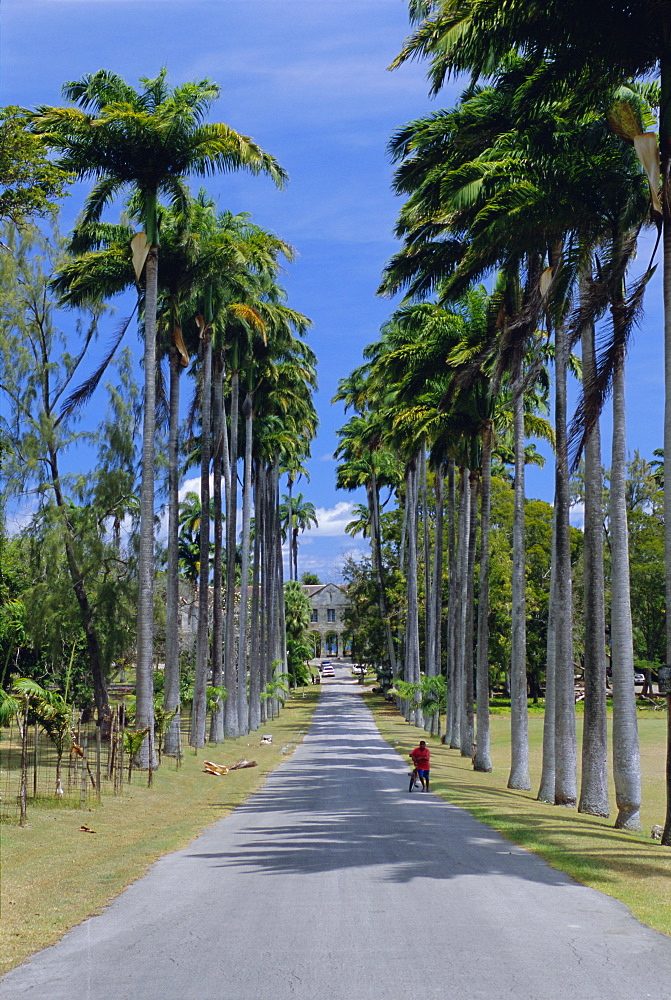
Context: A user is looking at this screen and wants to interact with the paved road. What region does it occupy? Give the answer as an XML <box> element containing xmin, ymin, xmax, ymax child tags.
<box><xmin>3</xmin><ymin>668</ymin><xmax>671</xmax><ymax>1000</ymax></box>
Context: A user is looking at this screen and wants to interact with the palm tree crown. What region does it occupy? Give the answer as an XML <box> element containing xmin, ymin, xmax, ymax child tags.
<box><xmin>31</xmin><ymin>69</ymin><xmax>287</xmax><ymax>240</ymax></box>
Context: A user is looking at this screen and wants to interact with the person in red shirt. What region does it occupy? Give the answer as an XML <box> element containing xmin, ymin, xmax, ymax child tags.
<box><xmin>409</xmin><ymin>740</ymin><xmax>431</xmax><ymax>792</ymax></box>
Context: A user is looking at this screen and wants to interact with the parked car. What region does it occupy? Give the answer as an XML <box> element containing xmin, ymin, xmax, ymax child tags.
<box><xmin>607</xmin><ymin>667</ymin><xmax>646</xmax><ymax>684</ymax></box>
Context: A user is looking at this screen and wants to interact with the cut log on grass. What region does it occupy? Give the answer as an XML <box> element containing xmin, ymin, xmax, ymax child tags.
<box><xmin>203</xmin><ymin>761</ymin><xmax>228</xmax><ymax>775</ymax></box>
<box><xmin>229</xmin><ymin>758</ymin><xmax>257</xmax><ymax>770</ymax></box>
<box><xmin>202</xmin><ymin>758</ymin><xmax>258</xmax><ymax>776</ymax></box>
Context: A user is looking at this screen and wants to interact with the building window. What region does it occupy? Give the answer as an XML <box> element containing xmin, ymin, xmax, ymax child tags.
<box><xmin>327</xmin><ymin>608</ymin><xmax>336</xmax><ymax>623</ymax></box>
<box><xmin>311</xmin><ymin>609</ymin><xmax>318</xmax><ymax>623</ymax></box>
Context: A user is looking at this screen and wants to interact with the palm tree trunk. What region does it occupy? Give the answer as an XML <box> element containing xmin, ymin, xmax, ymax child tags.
<box><xmin>164</xmin><ymin>345</ymin><xmax>182</xmax><ymax>757</ymax></box>
<box><xmin>460</xmin><ymin>469</ymin><xmax>478</xmax><ymax>758</ymax></box>
<box><xmin>399</xmin><ymin>490</ymin><xmax>408</xmax><ymax>575</ymax></box>
<box><xmin>258</xmin><ymin>462</ymin><xmax>268</xmax><ymax>724</ymax></box>
<box><xmin>397</xmin><ymin>494</ymin><xmax>408</xmax><ymax>687</ymax></box>
<box><xmin>224</xmin><ymin>368</ymin><xmax>240</xmax><ymax>738</ymax></box>
<box><xmin>292</xmin><ymin>526</ymin><xmax>299</xmax><ymax>582</ymax></box>
<box><xmin>286</xmin><ymin>475</ymin><xmax>294</xmax><ymax>581</ymax></box>
<box><xmin>508</xmin><ymin>374</ymin><xmax>530</xmax><ymax>789</ymax></box>
<box><xmin>402</xmin><ymin>464</ymin><xmax>412</xmax><ymax>710</ymax></box>
<box><xmin>578</xmin><ymin>304</ymin><xmax>609</xmax><ymax>816</ymax></box>
<box><xmin>209</xmin><ymin>351</ymin><xmax>225</xmax><ymax>744</ymax></box>
<box><xmin>135</xmin><ymin>246</ymin><xmax>158</xmax><ymax>768</ymax></box>
<box><xmin>191</xmin><ymin>328</ymin><xmax>212</xmax><ymax>749</ymax></box>
<box><xmin>474</xmin><ymin>423</ymin><xmax>493</xmax><ymax>773</ymax></box>
<box><xmin>405</xmin><ymin>457</ymin><xmax>422</xmax><ymax>725</ymax></box>
<box><xmin>428</xmin><ymin>465</ymin><xmax>444</xmax><ymax>736</ymax></box>
<box><xmin>452</xmin><ymin>466</ymin><xmax>469</xmax><ymax>750</ymax></box>
<box><xmin>659</xmin><ymin>57</ymin><xmax>671</xmax><ymax>845</ymax></box>
<box><xmin>538</xmin><ymin>506</ymin><xmax>557</xmax><ymax>803</ymax></box>
<box><xmin>264</xmin><ymin>461</ymin><xmax>280</xmax><ymax>718</ymax></box>
<box><xmin>271</xmin><ymin>460</ymin><xmax>285</xmax><ymax>716</ymax></box>
<box><xmin>553</xmin><ymin>314</ymin><xmax>577</xmax><ymax>807</ymax></box>
<box><xmin>248</xmin><ymin>460</ymin><xmax>262</xmax><ymax>732</ymax></box>
<box><xmin>421</xmin><ymin>445</ymin><xmax>434</xmax><ymax>684</ymax></box>
<box><xmin>237</xmin><ymin>390</ymin><xmax>254</xmax><ymax>734</ymax></box>
<box><xmin>276</xmin><ymin>526</ymin><xmax>287</xmax><ymax>680</ymax></box>
<box><xmin>369</xmin><ymin>461</ymin><xmax>397</xmax><ymax>681</ymax></box>
<box><xmin>444</xmin><ymin>459</ymin><xmax>458</xmax><ymax>746</ymax></box>
<box><xmin>433</xmin><ymin>466</ymin><xmax>444</xmax><ymax>678</ymax></box>
<box><xmin>610</xmin><ymin>348</ymin><xmax>642</xmax><ymax>830</ymax></box>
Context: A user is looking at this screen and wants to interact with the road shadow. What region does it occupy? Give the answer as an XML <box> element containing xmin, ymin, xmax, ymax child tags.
<box><xmin>188</xmin><ymin>684</ymin><xmax>577</xmax><ymax>889</ymax></box>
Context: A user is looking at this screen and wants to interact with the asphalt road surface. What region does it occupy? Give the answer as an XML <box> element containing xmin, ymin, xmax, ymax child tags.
<box><xmin>3</xmin><ymin>666</ymin><xmax>671</xmax><ymax>1000</ymax></box>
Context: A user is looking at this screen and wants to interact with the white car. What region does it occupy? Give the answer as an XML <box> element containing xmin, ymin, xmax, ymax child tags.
<box><xmin>320</xmin><ymin>663</ymin><xmax>335</xmax><ymax>677</ymax></box>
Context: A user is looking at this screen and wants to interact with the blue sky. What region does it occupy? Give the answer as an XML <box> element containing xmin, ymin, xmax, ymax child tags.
<box><xmin>1</xmin><ymin>1</ymin><xmax>666</xmax><ymax>580</ymax></box>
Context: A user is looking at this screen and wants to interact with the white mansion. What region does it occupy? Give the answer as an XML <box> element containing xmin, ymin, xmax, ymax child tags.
<box><xmin>303</xmin><ymin>582</ymin><xmax>350</xmax><ymax>658</ymax></box>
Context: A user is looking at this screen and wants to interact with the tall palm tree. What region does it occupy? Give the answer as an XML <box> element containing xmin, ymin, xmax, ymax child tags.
<box><xmin>382</xmin><ymin>51</ymin><xmax>655</xmax><ymax>812</ymax></box>
<box><xmin>33</xmin><ymin>68</ymin><xmax>287</xmax><ymax>764</ymax></box>
<box><xmin>239</xmin><ymin>333</ymin><xmax>316</xmax><ymax>731</ymax></box>
<box><xmin>577</xmin><ymin>300</ymin><xmax>609</xmax><ymax>817</ymax></box>
<box><xmin>380</xmin><ymin>74</ymin><xmax>576</xmax><ymax>783</ymax></box>
<box><xmin>238</xmin><ymin>303</ymin><xmax>315</xmax><ymax>732</ymax></box>
<box><xmin>54</xmin><ymin>194</ymin><xmax>262</xmax><ymax>751</ymax></box>
<box><xmin>334</xmin><ymin>402</ymin><xmax>401</xmax><ymax>682</ymax></box>
<box><xmin>393</xmin><ymin>0</ymin><xmax>671</xmax><ymax>843</ymax></box>
<box><xmin>569</xmin><ymin>239</ymin><xmax>651</xmax><ymax>826</ymax></box>
<box><xmin>183</xmin><ymin>208</ymin><xmax>292</xmax><ymax>745</ymax></box>
<box><xmin>214</xmin><ymin>224</ymin><xmax>301</xmax><ymax>738</ymax></box>
<box><xmin>610</xmin><ymin>342</ymin><xmax>643</xmax><ymax>830</ymax></box>
<box><xmin>280</xmin><ymin>493</ymin><xmax>318</xmax><ymax>582</ymax></box>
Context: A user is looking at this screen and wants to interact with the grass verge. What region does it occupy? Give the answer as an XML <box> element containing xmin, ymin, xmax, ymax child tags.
<box><xmin>0</xmin><ymin>691</ymin><xmax>319</xmax><ymax>976</ymax></box>
<box><xmin>365</xmin><ymin>692</ymin><xmax>671</xmax><ymax>936</ymax></box>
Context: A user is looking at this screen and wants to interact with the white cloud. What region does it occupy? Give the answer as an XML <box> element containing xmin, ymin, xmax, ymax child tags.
<box><xmin>304</xmin><ymin>501</ymin><xmax>357</xmax><ymax>537</ymax></box>
<box><xmin>570</xmin><ymin>502</ymin><xmax>585</xmax><ymax>531</ymax></box>
<box><xmin>179</xmin><ymin>476</ymin><xmax>204</xmax><ymax>500</ymax></box>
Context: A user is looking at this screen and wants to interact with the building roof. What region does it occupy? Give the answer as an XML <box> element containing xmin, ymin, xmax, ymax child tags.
<box><xmin>302</xmin><ymin>583</ymin><xmax>348</xmax><ymax>596</ymax></box>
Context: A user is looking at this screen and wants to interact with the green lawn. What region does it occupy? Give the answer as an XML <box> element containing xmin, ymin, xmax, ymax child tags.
<box><xmin>0</xmin><ymin>691</ymin><xmax>319</xmax><ymax>976</ymax></box>
<box><xmin>4</xmin><ymin>686</ymin><xmax>669</xmax><ymax>977</ymax></box>
<box><xmin>366</xmin><ymin>692</ymin><xmax>671</xmax><ymax>936</ymax></box>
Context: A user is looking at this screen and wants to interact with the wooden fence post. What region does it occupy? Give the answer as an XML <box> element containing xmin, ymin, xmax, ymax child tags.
<box><xmin>80</xmin><ymin>733</ymin><xmax>88</xmax><ymax>809</ymax></box>
<box><xmin>96</xmin><ymin>726</ymin><xmax>102</xmax><ymax>804</ymax></box>
<box><xmin>19</xmin><ymin>704</ymin><xmax>28</xmax><ymax>827</ymax></box>
<box><xmin>33</xmin><ymin>722</ymin><xmax>39</xmax><ymax>799</ymax></box>
<box><xmin>148</xmin><ymin>726</ymin><xmax>154</xmax><ymax>788</ymax></box>
<box><xmin>118</xmin><ymin>704</ymin><xmax>125</xmax><ymax>796</ymax></box>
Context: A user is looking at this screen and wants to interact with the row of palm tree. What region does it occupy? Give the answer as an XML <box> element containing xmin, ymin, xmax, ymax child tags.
<box><xmin>393</xmin><ymin>0</ymin><xmax>671</xmax><ymax>845</ymax></box>
<box><xmin>334</xmin><ymin>15</ymin><xmax>664</xmax><ymax>833</ymax></box>
<box><xmin>30</xmin><ymin>69</ymin><xmax>318</xmax><ymax>758</ymax></box>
